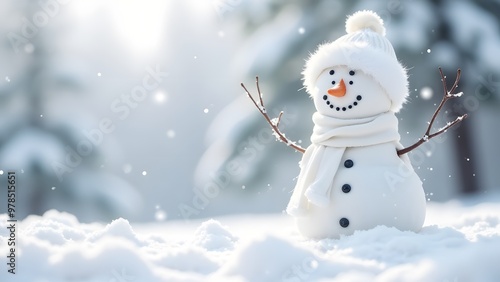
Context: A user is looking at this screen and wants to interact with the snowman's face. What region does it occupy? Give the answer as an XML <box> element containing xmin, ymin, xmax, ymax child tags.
<box><xmin>312</xmin><ymin>66</ymin><xmax>392</xmax><ymax>118</ymax></box>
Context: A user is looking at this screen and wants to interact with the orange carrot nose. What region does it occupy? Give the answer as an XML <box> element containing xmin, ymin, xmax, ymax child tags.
<box><xmin>327</xmin><ymin>79</ymin><xmax>346</xmax><ymax>97</ymax></box>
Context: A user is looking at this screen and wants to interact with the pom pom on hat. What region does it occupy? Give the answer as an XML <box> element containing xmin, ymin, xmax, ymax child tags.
<box><xmin>346</xmin><ymin>10</ymin><xmax>386</xmax><ymax>36</ymax></box>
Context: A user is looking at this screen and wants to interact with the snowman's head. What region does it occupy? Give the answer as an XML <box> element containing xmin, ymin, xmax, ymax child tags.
<box><xmin>312</xmin><ymin>66</ymin><xmax>391</xmax><ymax>118</ymax></box>
<box><xmin>303</xmin><ymin>10</ymin><xmax>409</xmax><ymax>114</ymax></box>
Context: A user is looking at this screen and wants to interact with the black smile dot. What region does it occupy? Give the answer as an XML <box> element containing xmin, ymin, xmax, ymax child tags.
<box><xmin>329</xmin><ymin>70</ymin><xmax>335</xmax><ymax>75</ymax></box>
<box><xmin>324</xmin><ymin>93</ymin><xmax>361</xmax><ymax>113</ymax></box>
<box><xmin>349</xmin><ymin>70</ymin><xmax>355</xmax><ymax>76</ymax></box>
<box><xmin>349</xmin><ymin>81</ymin><xmax>353</xmax><ymax>85</ymax></box>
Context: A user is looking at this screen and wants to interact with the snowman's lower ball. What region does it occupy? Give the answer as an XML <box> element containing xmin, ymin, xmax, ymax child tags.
<box><xmin>295</xmin><ymin>143</ymin><xmax>426</xmax><ymax>239</ymax></box>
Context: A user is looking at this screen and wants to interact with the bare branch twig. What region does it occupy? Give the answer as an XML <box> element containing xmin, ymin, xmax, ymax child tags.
<box><xmin>241</xmin><ymin>76</ymin><xmax>306</xmax><ymax>153</ymax></box>
<box><xmin>397</xmin><ymin>68</ymin><xmax>468</xmax><ymax>156</ymax></box>
<box><xmin>276</xmin><ymin>111</ymin><xmax>284</xmax><ymax>127</ymax></box>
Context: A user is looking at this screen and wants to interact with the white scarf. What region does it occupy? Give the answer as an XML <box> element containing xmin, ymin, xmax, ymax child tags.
<box><xmin>286</xmin><ymin>111</ymin><xmax>409</xmax><ymax>216</ymax></box>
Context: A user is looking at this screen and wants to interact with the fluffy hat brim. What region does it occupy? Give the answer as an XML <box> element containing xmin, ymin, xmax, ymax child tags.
<box><xmin>303</xmin><ymin>41</ymin><xmax>409</xmax><ymax>112</ymax></box>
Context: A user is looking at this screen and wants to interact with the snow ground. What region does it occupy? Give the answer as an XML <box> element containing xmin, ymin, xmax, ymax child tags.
<box><xmin>1</xmin><ymin>194</ymin><xmax>500</xmax><ymax>282</ymax></box>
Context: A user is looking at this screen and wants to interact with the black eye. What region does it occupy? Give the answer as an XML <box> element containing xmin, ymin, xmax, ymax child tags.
<box><xmin>349</xmin><ymin>70</ymin><xmax>355</xmax><ymax>76</ymax></box>
<box><xmin>349</xmin><ymin>81</ymin><xmax>353</xmax><ymax>85</ymax></box>
<box><xmin>331</xmin><ymin>81</ymin><xmax>336</xmax><ymax>85</ymax></box>
<box><xmin>329</xmin><ymin>70</ymin><xmax>335</xmax><ymax>75</ymax></box>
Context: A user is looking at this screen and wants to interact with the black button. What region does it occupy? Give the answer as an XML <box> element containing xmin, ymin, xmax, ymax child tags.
<box><xmin>339</xmin><ymin>218</ymin><xmax>349</xmax><ymax>228</ymax></box>
<box><xmin>344</xmin><ymin>159</ymin><xmax>354</xmax><ymax>168</ymax></box>
<box><xmin>342</xmin><ymin>184</ymin><xmax>351</xmax><ymax>193</ymax></box>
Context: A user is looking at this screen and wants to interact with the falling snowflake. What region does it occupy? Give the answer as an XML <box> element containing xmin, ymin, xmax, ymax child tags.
<box><xmin>166</xmin><ymin>130</ymin><xmax>176</xmax><ymax>138</ymax></box>
<box><xmin>155</xmin><ymin>210</ymin><xmax>167</xmax><ymax>221</ymax></box>
<box><xmin>420</xmin><ymin>87</ymin><xmax>433</xmax><ymax>100</ymax></box>
<box><xmin>154</xmin><ymin>91</ymin><xmax>167</xmax><ymax>103</ymax></box>
<box><xmin>142</xmin><ymin>171</ymin><xmax>147</xmax><ymax>176</ymax></box>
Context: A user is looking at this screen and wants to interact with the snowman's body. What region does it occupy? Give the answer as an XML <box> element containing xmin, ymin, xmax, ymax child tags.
<box><xmin>295</xmin><ymin>142</ymin><xmax>426</xmax><ymax>238</ymax></box>
<box><xmin>287</xmin><ymin>10</ymin><xmax>427</xmax><ymax>239</ymax></box>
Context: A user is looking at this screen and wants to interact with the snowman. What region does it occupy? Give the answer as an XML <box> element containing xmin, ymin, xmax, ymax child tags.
<box><xmin>284</xmin><ymin>10</ymin><xmax>427</xmax><ymax>239</ymax></box>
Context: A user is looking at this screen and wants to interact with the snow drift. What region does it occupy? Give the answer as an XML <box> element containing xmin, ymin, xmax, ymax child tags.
<box><xmin>1</xmin><ymin>195</ymin><xmax>500</xmax><ymax>281</ymax></box>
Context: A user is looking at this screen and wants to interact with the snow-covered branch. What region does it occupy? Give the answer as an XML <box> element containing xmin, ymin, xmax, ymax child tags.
<box><xmin>241</xmin><ymin>77</ymin><xmax>306</xmax><ymax>153</ymax></box>
<box><xmin>398</xmin><ymin>68</ymin><xmax>468</xmax><ymax>156</ymax></box>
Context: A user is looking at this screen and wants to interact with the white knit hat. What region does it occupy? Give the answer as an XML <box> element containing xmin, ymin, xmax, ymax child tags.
<box><xmin>303</xmin><ymin>10</ymin><xmax>409</xmax><ymax>112</ymax></box>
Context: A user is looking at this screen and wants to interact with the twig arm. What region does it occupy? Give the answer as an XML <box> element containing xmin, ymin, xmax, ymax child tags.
<box><xmin>241</xmin><ymin>77</ymin><xmax>306</xmax><ymax>154</ymax></box>
<box><xmin>397</xmin><ymin>68</ymin><xmax>467</xmax><ymax>156</ymax></box>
